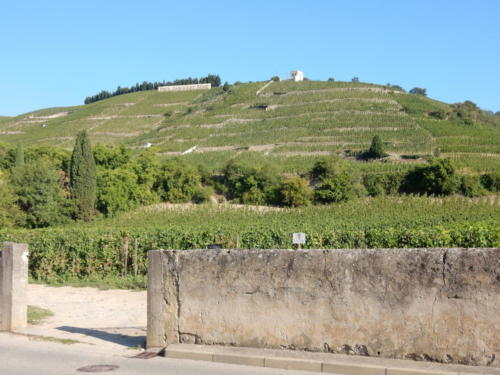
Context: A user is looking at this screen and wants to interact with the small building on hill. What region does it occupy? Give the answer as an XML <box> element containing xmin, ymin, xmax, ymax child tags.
<box><xmin>158</xmin><ymin>83</ymin><xmax>211</xmax><ymax>92</ymax></box>
<box><xmin>291</xmin><ymin>70</ymin><xmax>304</xmax><ymax>82</ymax></box>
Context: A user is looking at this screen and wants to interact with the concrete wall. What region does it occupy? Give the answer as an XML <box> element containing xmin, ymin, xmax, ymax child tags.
<box><xmin>147</xmin><ymin>248</ymin><xmax>499</xmax><ymax>367</ymax></box>
<box><xmin>158</xmin><ymin>83</ymin><xmax>211</xmax><ymax>92</ymax></box>
<box><xmin>0</xmin><ymin>242</ymin><xmax>29</xmax><ymax>331</ymax></box>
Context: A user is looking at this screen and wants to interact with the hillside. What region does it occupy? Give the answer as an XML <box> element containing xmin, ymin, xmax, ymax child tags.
<box><xmin>1</xmin><ymin>80</ymin><xmax>499</xmax><ymax>173</ymax></box>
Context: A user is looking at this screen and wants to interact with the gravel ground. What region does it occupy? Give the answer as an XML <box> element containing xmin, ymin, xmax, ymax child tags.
<box><xmin>23</xmin><ymin>284</ymin><xmax>147</xmax><ymax>353</ymax></box>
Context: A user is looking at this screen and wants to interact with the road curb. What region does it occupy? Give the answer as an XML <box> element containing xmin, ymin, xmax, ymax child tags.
<box><xmin>163</xmin><ymin>347</ymin><xmax>497</xmax><ymax>375</ymax></box>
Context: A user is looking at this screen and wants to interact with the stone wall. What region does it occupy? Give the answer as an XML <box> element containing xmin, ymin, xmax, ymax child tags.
<box><xmin>147</xmin><ymin>248</ymin><xmax>500</xmax><ymax>367</ymax></box>
<box><xmin>157</xmin><ymin>83</ymin><xmax>211</xmax><ymax>92</ymax></box>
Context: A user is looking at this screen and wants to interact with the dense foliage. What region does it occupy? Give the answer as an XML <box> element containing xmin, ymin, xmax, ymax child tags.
<box><xmin>84</xmin><ymin>74</ymin><xmax>221</xmax><ymax>104</ymax></box>
<box><xmin>10</xmin><ymin>160</ymin><xmax>71</xmax><ymax>228</ymax></box>
<box><xmin>0</xmin><ymin>140</ymin><xmax>498</xmax><ymax>229</ymax></box>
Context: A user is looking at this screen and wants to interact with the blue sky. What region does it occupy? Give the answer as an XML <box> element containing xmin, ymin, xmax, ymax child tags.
<box><xmin>1</xmin><ymin>0</ymin><xmax>499</xmax><ymax>116</ymax></box>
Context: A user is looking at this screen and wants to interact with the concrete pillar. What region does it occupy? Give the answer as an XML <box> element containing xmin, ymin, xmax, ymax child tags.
<box><xmin>1</xmin><ymin>242</ymin><xmax>29</xmax><ymax>331</ymax></box>
<box><xmin>147</xmin><ymin>250</ymin><xmax>179</xmax><ymax>348</ymax></box>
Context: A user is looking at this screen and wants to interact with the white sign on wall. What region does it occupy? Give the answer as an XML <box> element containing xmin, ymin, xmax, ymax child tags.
<box><xmin>292</xmin><ymin>233</ymin><xmax>306</xmax><ymax>245</ymax></box>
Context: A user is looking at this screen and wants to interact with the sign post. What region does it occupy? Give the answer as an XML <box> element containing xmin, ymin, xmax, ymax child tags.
<box><xmin>292</xmin><ymin>233</ymin><xmax>306</xmax><ymax>250</ymax></box>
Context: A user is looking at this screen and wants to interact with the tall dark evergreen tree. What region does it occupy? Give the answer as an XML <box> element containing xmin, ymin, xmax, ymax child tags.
<box><xmin>368</xmin><ymin>135</ymin><xmax>386</xmax><ymax>159</ymax></box>
<box><xmin>14</xmin><ymin>144</ymin><xmax>24</xmax><ymax>168</ymax></box>
<box><xmin>70</xmin><ymin>131</ymin><xmax>96</xmax><ymax>221</ymax></box>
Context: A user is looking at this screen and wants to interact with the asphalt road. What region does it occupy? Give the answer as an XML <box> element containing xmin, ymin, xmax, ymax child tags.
<box><xmin>0</xmin><ymin>333</ymin><xmax>315</xmax><ymax>375</ymax></box>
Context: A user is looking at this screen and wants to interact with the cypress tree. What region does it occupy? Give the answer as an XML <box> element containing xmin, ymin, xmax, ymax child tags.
<box><xmin>368</xmin><ymin>135</ymin><xmax>386</xmax><ymax>159</ymax></box>
<box><xmin>15</xmin><ymin>144</ymin><xmax>24</xmax><ymax>168</ymax></box>
<box><xmin>70</xmin><ymin>131</ymin><xmax>96</xmax><ymax>221</ymax></box>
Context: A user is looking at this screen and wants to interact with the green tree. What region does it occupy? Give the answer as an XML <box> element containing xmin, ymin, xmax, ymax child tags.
<box><xmin>96</xmin><ymin>167</ymin><xmax>142</xmax><ymax>216</ymax></box>
<box><xmin>402</xmin><ymin>158</ymin><xmax>461</xmax><ymax>195</ymax></box>
<box><xmin>460</xmin><ymin>175</ymin><xmax>484</xmax><ymax>198</ymax></box>
<box><xmin>279</xmin><ymin>177</ymin><xmax>312</xmax><ymax>207</ymax></box>
<box><xmin>222</xmin><ymin>82</ymin><xmax>230</xmax><ymax>92</ymax></box>
<box><xmin>367</xmin><ymin>135</ymin><xmax>386</xmax><ymax>159</ymax></box>
<box><xmin>25</xmin><ymin>146</ymin><xmax>71</xmax><ymax>172</ymax></box>
<box><xmin>409</xmin><ymin>87</ymin><xmax>427</xmax><ymax>96</ymax></box>
<box><xmin>311</xmin><ymin>158</ymin><xmax>357</xmax><ymax>204</ymax></box>
<box><xmin>156</xmin><ymin>159</ymin><xmax>202</xmax><ymax>203</ymax></box>
<box><xmin>222</xmin><ymin>160</ymin><xmax>280</xmax><ymax>205</ymax></box>
<box><xmin>480</xmin><ymin>172</ymin><xmax>500</xmax><ymax>192</ymax></box>
<box><xmin>10</xmin><ymin>160</ymin><xmax>71</xmax><ymax>228</ymax></box>
<box><xmin>15</xmin><ymin>144</ymin><xmax>24</xmax><ymax>168</ymax></box>
<box><xmin>70</xmin><ymin>131</ymin><xmax>97</xmax><ymax>221</ymax></box>
<box><xmin>0</xmin><ymin>174</ymin><xmax>22</xmax><ymax>228</ymax></box>
<box><xmin>93</xmin><ymin>144</ymin><xmax>131</xmax><ymax>169</ymax></box>
<box><xmin>314</xmin><ymin>175</ymin><xmax>354</xmax><ymax>203</ymax></box>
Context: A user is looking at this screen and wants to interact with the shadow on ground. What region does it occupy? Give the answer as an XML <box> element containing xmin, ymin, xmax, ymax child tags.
<box><xmin>56</xmin><ymin>326</ymin><xmax>146</xmax><ymax>348</ymax></box>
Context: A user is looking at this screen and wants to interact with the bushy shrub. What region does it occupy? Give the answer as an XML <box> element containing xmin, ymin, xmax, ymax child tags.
<box><xmin>271</xmin><ymin>76</ymin><xmax>280</xmax><ymax>82</ymax></box>
<box><xmin>480</xmin><ymin>172</ymin><xmax>500</xmax><ymax>192</ymax></box>
<box><xmin>222</xmin><ymin>160</ymin><xmax>280</xmax><ymax>205</ymax></box>
<box><xmin>460</xmin><ymin>175</ymin><xmax>484</xmax><ymax>198</ymax></box>
<box><xmin>362</xmin><ymin>172</ymin><xmax>404</xmax><ymax>197</ymax></box>
<box><xmin>129</xmin><ymin>149</ymin><xmax>161</xmax><ymax>188</ymax></box>
<box><xmin>310</xmin><ymin>157</ymin><xmax>342</xmax><ymax>180</ymax></box>
<box><xmin>311</xmin><ymin>157</ymin><xmax>359</xmax><ymax>204</ymax></box>
<box><xmin>156</xmin><ymin>159</ymin><xmax>202</xmax><ymax>203</ymax></box>
<box><xmin>401</xmin><ymin>158</ymin><xmax>461</xmax><ymax>195</ymax></box>
<box><xmin>192</xmin><ymin>186</ymin><xmax>214</xmax><ymax>203</ymax></box>
<box><xmin>428</xmin><ymin>110</ymin><xmax>446</xmax><ymax>120</ymax></box>
<box><xmin>96</xmin><ymin>168</ymin><xmax>143</xmax><ymax>216</ymax></box>
<box><xmin>10</xmin><ymin>159</ymin><xmax>72</xmax><ymax>228</ymax></box>
<box><xmin>278</xmin><ymin>177</ymin><xmax>313</xmax><ymax>207</ymax></box>
<box><xmin>0</xmin><ymin>176</ymin><xmax>22</xmax><ymax>228</ymax></box>
<box><xmin>93</xmin><ymin>144</ymin><xmax>131</xmax><ymax>169</ymax></box>
<box><xmin>314</xmin><ymin>176</ymin><xmax>354</xmax><ymax>203</ymax></box>
<box><xmin>409</xmin><ymin>87</ymin><xmax>427</xmax><ymax>96</ymax></box>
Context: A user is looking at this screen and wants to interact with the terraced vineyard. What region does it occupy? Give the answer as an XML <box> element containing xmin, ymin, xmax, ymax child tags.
<box><xmin>1</xmin><ymin>80</ymin><xmax>498</xmax><ymax>173</ymax></box>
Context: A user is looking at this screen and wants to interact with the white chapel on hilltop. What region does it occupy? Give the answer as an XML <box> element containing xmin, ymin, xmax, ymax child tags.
<box><xmin>291</xmin><ymin>70</ymin><xmax>304</xmax><ymax>82</ymax></box>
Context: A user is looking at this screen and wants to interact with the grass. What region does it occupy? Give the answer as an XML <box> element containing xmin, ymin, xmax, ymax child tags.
<box><xmin>27</xmin><ymin>334</ymin><xmax>82</xmax><ymax>345</ymax></box>
<box><xmin>27</xmin><ymin>305</ymin><xmax>54</xmax><ymax>324</ymax></box>
<box><xmin>30</xmin><ymin>275</ymin><xmax>147</xmax><ymax>290</ymax></box>
<box><xmin>1</xmin><ymin>80</ymin><xmax>498</xmax><ymax>173</ymax></box>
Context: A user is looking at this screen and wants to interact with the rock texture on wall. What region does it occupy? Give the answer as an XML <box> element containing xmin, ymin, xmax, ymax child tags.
<box><xmin>147</xmin><ymin>248</ymin><xmax>500</xmax><ymax>367</ymax></box>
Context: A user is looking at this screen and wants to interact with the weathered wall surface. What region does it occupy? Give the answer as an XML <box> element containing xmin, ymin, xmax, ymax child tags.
<box><xmin>147</xmin><ymin>248</ymin><xmax>500</xmax><ymax>367</ymax></box>
<box><xmin>157</xmin><ymin>83</ymin><xmax>211</xmax><ymax>92</ymax></box>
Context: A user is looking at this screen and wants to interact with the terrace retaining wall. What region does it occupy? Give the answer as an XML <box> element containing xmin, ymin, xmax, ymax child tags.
<box><xmin>147</xmin><ymin>248</ymin><xmax>499</xmax><ymax>367</ymax></box>
<box><xmin>157</xmin><ymin>83</ymin><xmax>211</xmax><ymax>92</ymax></box>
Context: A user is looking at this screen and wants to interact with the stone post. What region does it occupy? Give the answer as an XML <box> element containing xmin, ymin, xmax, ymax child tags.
<box><xmin>147</xmin><ymin>250</ymin><xmax>179</xmax><ymax>348</ymax></box>
<box><xmin>1</xmin><ymin>242</ymin><xmax>29</xmax><ymax>331</ymax></box>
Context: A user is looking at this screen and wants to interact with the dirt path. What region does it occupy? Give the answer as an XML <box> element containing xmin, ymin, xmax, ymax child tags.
<box><xmin>23</xmin><ymin>284</ymin><xmax>147</xmax><ymax>353</ymax></box>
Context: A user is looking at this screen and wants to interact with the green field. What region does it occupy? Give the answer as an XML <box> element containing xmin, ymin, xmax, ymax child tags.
<box><xmin>1</xmin><ymin>80</ymin><xmax>498</xmax><ymax>174</ymax></box>
<box><xmin>1</xmin><ymin>195</ymin><xmax>498</xmax><ymax>282</ymax></box>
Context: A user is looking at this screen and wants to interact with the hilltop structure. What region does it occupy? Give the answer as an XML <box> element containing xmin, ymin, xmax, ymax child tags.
<box><xmin>291</xmin><ymin>70</ymin><xmax>304</xmax><ymax>82</ymax></box>
<box><xmin>157</xmin><ymin>83</ymin><xmax>211</xmax><ymax>92</ymax></box>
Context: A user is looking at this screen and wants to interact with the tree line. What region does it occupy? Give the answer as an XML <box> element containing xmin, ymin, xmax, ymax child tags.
<box><xmin>0</xmin><ymin>136</ymin><xmax>498</xmax><ymax>229</ymax></box>
<box><xmin>84</xmin><ymin>74</ymin><xmax>222</xmax><ymax>104</ymax></box>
